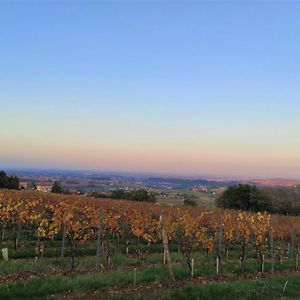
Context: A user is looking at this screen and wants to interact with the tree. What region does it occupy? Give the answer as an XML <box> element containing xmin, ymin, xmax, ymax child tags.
<box><xmin>6</xmin><ymin>176</ymin><xmax>20</xmax><ymax>190</ymax></box>
<box><xmin>216</xmin><ymin>184</ymin><xmax>271</xmax><ymax>212</ymax></box>
<box><xmin>128</xmin><ymin>189</ymin><xmax>156</xmax><ymax>203</ymax></box>
<box><xmin>262</xmin><ymin>187</ymin><xmax>300</xmax><ymax>216</ymax></box>
<box><xmin>51</xmin><ymin>181</ymin><xmax>63</xmax><ymax>194</ymax></box>
<box><xmin>110</xmin><ymin>189</ymin><xmax>156</xmax><ymax>203</ymax></box>
<box><xmin>184</xmin><ymin>199</ymin><xmax>197</xmax><ymax>206</ymax></box>
<box><xmin>110</xmin><ymin>189</ymin><xmax>126</xmax><ymax>199</ymax></box>
<box><xmin>28</xmin><ymin>182</ymin><xmax>37</xmax><ymax>190</ymax></box>
<box><xmin>0</xmin><ymin>171</ymin><xmax>19</xmax><ymax>190</ymax></box>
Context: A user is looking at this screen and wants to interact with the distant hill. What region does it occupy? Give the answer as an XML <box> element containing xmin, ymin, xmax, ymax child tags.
<box><xmin>142</xmin><ymin>177</ymin><xmax>238</xmax><ymax>190</ymax></box>
<box><xmin>249</xmin><ymin>178</ymin><xmax>300</xmax><ymax>187</ymax></box>
<box><xmin>6</xmin><ymin>168</ymin><xmax>300</xmax><ymax>191</ymax></box>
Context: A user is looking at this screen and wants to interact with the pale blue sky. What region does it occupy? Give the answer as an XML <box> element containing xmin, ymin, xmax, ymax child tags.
<box><xmin>1</xmin><ymin>1</ymin><xmax>300</xmax><ymax>177</ymax></box>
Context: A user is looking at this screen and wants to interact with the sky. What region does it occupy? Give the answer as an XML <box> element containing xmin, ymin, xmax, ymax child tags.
<box><xmin>1</xmin><ymin>1</ymin><xmax>300</xmax><ymax>178</ymax></box>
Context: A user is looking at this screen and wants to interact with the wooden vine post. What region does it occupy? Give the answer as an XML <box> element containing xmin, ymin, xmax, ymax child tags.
<box><xmin>60</xmin><ymin>212</ymin><xmax>67</xmax><ymax>259</ymax></box>
<box><xmin>13</xmin><ymin>224</ymin><xmax>21</xmax><ymax>252</ymax></box>
<box><xmin>163</xmin><ymin>248</ymin><xmax>166</xmax><ymax>265</ymax></box>
<box><xmin>191</xmin><ymin>258</ymin><xmax>194</xmax><ymax>278</ymax></box>
<box><xmin>291</xmin><ymin>224</ymin><xmax>295</xmax><ymax>259</ymax></box>
<box><xmin>216</xmin><ymin>257</ymin><xmax>220</xmax><ymax>276</ymax></box>
<box><xmin>16</xmin><ymin>223</ymin><xmax>21</xmax><ymax>251</ymax></box>
<box><xmin>269</xmin><ymin>220</ymin><xmax>274</xmax><ymax>274</ymax></box>
<box><xmin>95</xmin><ymin>211</ymin><xmax>102</xmax><ymax>271</ymax></box>
<box><xmin>159</xmin><ymin>215</ymin><xmax>175</xmax><ymax>282</ymax></box>
<box><xmin>216</xmin><ymin>217</ymin><xmax>222</xmax><ymax>276</ymax></box>
<box><xmin>133</xmin><ymin>267</ymin><xmax>137</xmax><ymax>286</ymax></box>
<box><xmin>1</xmin><ymin>227</ymin><xmax>5</xmax><ymax>241</ymax></box>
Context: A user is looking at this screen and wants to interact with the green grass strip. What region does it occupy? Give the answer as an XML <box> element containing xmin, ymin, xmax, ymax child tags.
<box><xmin>114</xmin><ymin>274</ymin><xmax>300</xmax><ymax>300</ymax></box>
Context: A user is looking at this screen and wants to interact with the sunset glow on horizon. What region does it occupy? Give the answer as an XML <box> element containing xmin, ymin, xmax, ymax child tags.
<box><xmin>1</xmin><ymin>2</ymin><xmax>300</xmax><ymax>178</ymax></box>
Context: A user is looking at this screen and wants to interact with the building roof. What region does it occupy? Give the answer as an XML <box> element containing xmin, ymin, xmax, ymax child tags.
<box><xmin>37</xmin><ymin>182</ymin><xmax>53</xmax><ymax>187</ymax></box>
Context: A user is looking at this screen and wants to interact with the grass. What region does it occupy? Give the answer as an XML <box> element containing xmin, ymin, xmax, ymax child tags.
<box><xmin>0</xmin><ymin>266</ymin><xmax>171</xmax><ymax>299</ymax></box>
<box><xmin>0</xmin><ymin>254</ymin><xmax>300</xmax><ymax>300</ymax></box>
<box><xmin>0</xmin><ymin>233</ymin><xmax>298</xmax><ymax>299</ymax></box>
<box><xmin>113</xmin><ymin>274</ymin><xmax>300</xmax><ymax>300</ymax></box>
<box><xmin>0</xmin><ymin>254</ymin><xmax>136</xmax><ymax>274</ymax></box>
<box><xmin>155</xmin><ymin>188</ymin><xmax>217</xmax><ymax>207</ymax></box>
<box><xmin>168</xmin><ymin>276</ymin><xmax>300</xmax><ymax>300</ymax></box>
<box><xmin>0</xmin><ymin>247</ymin><xmax>297</xmax><ymax>278</ymax></box>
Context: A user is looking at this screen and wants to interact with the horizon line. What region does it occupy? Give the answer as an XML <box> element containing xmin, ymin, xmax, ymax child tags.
<box><xmin>3</xmin><ymin>166</ymin><xmax>300</xmax><ymax>182</ymax></box>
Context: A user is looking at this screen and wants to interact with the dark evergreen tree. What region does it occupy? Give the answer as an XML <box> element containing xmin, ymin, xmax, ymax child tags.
<box><xmin>0</xmin><ymin>171</ymin><xmax>19</xmax><ymax>190</ymax></box>
<box><xmin>216</xmin><ymin>184</ymin><xmax>271</xmax><ymax>212</ymax></box>
<box><xmin>51</xmin><ymin>181</ymin><xmax>63</xmax><ymax>194</ymax></box>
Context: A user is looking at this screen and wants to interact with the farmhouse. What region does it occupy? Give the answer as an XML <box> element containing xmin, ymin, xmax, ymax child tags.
<box><xmin>36</xmin><ymin>182</ymin><xmax>53</xmax><ymax>192</ymax></box>
<box><xmin>19</xmin><ymin>181</ymin><xmax>29</xmax><ymax>189</ymax></box>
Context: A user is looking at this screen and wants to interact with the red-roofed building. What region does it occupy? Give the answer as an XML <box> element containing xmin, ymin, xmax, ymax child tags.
<box><xmin>36</xmin><ymin>182</ymin><xmax>53</xmax><ymax>192</ymax></box>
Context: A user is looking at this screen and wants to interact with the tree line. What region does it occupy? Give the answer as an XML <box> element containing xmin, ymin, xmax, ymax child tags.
<box><xmin>89</xmin><ymin>188</ymin><xmax>157</xmax><ymax>203</ymax></box>
<box><xmin>216</xmin><ymin>184</ymin><xmax>300</xmax><ymax>216</ymax></box>
<box><xmin>0</xmin><ymin>171</ymin><xmax>19</xmax><ymax>190</ymax></box>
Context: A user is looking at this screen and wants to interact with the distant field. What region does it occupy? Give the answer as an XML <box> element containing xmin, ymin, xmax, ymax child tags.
<box><xmin>155</xmin><ymin>188</ymin><xmax>217</xmax><ymax>208</ymax></box>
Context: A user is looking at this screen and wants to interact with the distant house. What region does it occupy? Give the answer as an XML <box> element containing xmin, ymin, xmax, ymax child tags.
<box><xmin>36</xmin><ymin>182</ymin><xmax>53</xmax><ymax>192</ymax></box>
<box><xmin>159</xmin><ymin>192</ymin><xmax>168</xmax><ymax>198</ymax></box>
<box><xmin>69</xmin><ymin>189</ymin><xmax>82</xmax><ymax>195</ymax></box>
<box><xmin>20</xmin><ymin>181</ymin><xmax>29</xmax><ymax>189</ymax></box>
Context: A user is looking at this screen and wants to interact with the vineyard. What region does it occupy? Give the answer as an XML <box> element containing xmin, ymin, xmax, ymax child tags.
<box><xmin>1</xmin><ymin>189</ymin><xmax>300</xmax><ymax>299</ymax></box>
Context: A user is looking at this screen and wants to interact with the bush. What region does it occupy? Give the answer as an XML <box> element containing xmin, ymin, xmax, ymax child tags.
<box><xmin>183</xmin><ymin>199</ymin><xmax>197</xmax><ymax>206</ymax></box>
<box><xmin>110</xmin><ymin>189</ymin><xmax>156</xmax><ymax>203</ymax></box>
<box><xmin>217</xmin><ymin>184</ymin><xmax>300</xmax><ymax>215</ymax></box>
<box><xmin>216</xmin><ymin>184</ymin><xmax>271</xmax><ymax>212</ymax></box>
